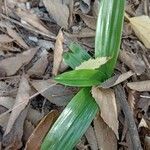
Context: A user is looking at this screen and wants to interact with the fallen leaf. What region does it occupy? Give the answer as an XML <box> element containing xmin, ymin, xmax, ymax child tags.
<box><xmin>78</xmin><ymin>13</ymin><xmax>96</xmax><ymax>30</ymax></box>
<box><xmin>7</xmin><ymin>27</ymin><xmax>29</xmax><ymax>49</ymax></box>
<box><xmin>31</xmin><ymin>79</ymin><xmax>76</xmax><ymax>106</ymax></box>
<box><xmin>0</xmin><ymin>47</ymin><xmax>38</xmax><ymax>76</ymax></box>
<box><xmin>23</xmin><ymin>120</ymin><xmax>35</xmax><ymax>143</ymax></box>
<box><xmin>100</xmin><ymin>71</ymin><xmax>134</xmax><ymax>88</ymax></box>
<box><xmin>0</xmin><ymin>97</ymin><xmax>15</xmax><ymax>110</ymax></box>
<box><xmin>27</xmin><ymin>49</ymin><xmax>48</xmax><ymax>76</ymax></box>
<box><xmin>43</xmin><ymin>0</ymin><xmax>69</xmax><ymax>28</ymax></box>
<box><xmin>127</xmin><ymin>80</ymin><xmax>150</xmax><ymax>91</ymax></box>
<box><xmin>0</xmin><ymin>34</ymin><xmax>14</xmax><ymax>43</ymax></box>
<box><xmin>52</xmin><ymin>30</ymin><xmax>64</xmax><ymax>76</ymax></box>
<box><xmin>75</xmin><ymin>57</ymin><xmax>108</xmax><ymax>70</ymax></box>
<box><xmin>92</xmin><ymin>87</ymin><xmax>118</xmax><ymax>138</ymax></box>
<box><xmin>94</xmin><ymin>115</ymin><xmax>117</xmax><ymax>150</ymax></box>
<box><xmin>119</xmin><ymin>50</ymin><xmax>146</xmax><ymax>75</ymax></box>
<box><xmin>2</xmin><ymin>106</ymin><xmax>29</xmax><ymax>149</ymax></box>
<box><xmin>4</xmin><ymin>74</ymin><xmax>30</xmax><ymax>135</ymax></box>
<box><xmin>26</xmin><ymin>108</ymin><xmax>44</xmax><ymax>126</ymax></box>
<box><xmin>25</xmin><ymin>110</ymin><xmax>59</xmax><ymax>150</ymax></box>
<box><xmin>85</xmin><ymin>126</ymin><xmax>98</xmax><ymax>150</ymax></box>
<box><xmin>130</xmin><ymin>15</ymin><xmax>150</xmax><ymax>49</ymax></box>
<box><xmin>16</xmin><ymin>9</ymin><xmax>51</xmax><ymax>35</ymax></box>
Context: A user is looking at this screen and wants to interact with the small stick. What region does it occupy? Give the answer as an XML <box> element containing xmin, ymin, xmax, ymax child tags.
<box><xmin>114</xmin><ymin>85</ymin><xmax>143</xmax><ymax>150</ymax></box>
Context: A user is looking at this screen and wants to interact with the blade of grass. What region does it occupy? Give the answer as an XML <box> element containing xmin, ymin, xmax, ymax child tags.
<box><xmin>41</xmin><ymin>88</ymin><xmax>98</xmax><ymax>150</ymax></box>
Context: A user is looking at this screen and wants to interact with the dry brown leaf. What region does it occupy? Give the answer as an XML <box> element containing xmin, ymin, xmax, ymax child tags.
<box><xmin>0</xmin><ymin>97</ymin><xmax>15</xmax><ymax>110</ymax></box>
<box><xmin>25</xmin><ymin>110</ymin><xmax>59</xmax><ymax>150</ymax></box>
<box><xmin>100</xmin><ymin>71</ymin><xmax>134</xmax><ymax>88</ymax></box>
<box><xmin>130</xmin><ymin>15</ymin><xmax>150</xmax><ymax>49</ymax></box>
<box><xmin>4</xmin><ymin>74</ymin><xmax>30</xmax><ymax>135</ymax></box>
<box><xmin>43</xmin><ymin>0</ymin><xmax>69</xmax><ymax>28</ymax></box>
<box><xmin>127</xmin><ymin>80</ymin><xmax>150</xmax><ymax>91</ymax></box>
<box><xmin>2</xmin><ymin>106</ymin><xmax>29</xmax><ymax>149</ymax></box>
<box><xmin>78</xmin><ymin>13</ymin><xmax>96</xmax><ymax>30</ymax></box>
<box><xmin>23</xmin><ymin>120</ymin><xmax>35</xmax><ymax>143</ymax></box>
<box><xmin>85</xmin><ymin>126</ymin><xmax>98</xmax><ymax>150</ymax></box>
<box><xmin>52</xmin><ymin>30</ymin><xmax>64</xmax><ymax>76</ymax></box>
<box><xmin>119</xmin><ymin>50</ymin><xmax>146</xmax><ymax>75</ymax></box>
<box><xmin>31</xmin><ymin>79</ymin><xmax>76</xmax><ymax>106</ymax></box>
<box><xmin>16</xmin><ymin>9</ymin><xmax>51</xmax><ymax>35</ymax></box>
<box><xmin>0</xmin><ymin>34</ymin><xmax>14</xmax><ymax>43</ymax></box>
<box><xmin>94</xmin><ymin>115</ymin><xmax>117</xmax><ymax>150</ymax></box>
<box><xmin>26</xmin><ymin>108</ymin><xmax>44</xmax><ymax>126</ymax></box>
<box><xmin>7</xmin><ymin>27</ymin><xmax>29</xmax><ymax>49</ymax></box>
<box><xmin>27</xmin><ymin>49</ymin><xmax>48</xmax><ymax>76</ymax></box>
<box><xmin>92</xmin><ymin>87</ymin><xmax>118</xmax><ymax>138</ymax></box>
<box><xmin>0</xmin><ymin>47</ymin><xmax>38</xmax><ymax>76</ymax></box>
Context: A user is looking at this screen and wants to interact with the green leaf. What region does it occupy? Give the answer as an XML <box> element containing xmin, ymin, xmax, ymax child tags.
<box><xmin>55</xmin><ymin>69</ymin><xmax>106</xmax><ymax>87</ymax></box>
<box><xmin>63</xmin><ymin>43</ymin><xmax>91</xmax><ymax>69</ymax></box>
<box><xmin>41</xmin><ymin>88</ymin><xmax>99</xmax><ymax>150</ymax></box>
<box><xmin>75</xmin><ymin>57</ymin><xmax>109</xmax><ymax>70</ymax></box>
<box><xmin>95</xmin><ymin>0</ymin><xmax>125</xmax><ymax>78</ymax></box>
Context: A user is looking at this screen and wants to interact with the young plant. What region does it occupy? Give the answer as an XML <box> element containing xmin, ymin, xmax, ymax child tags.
<box><xmin>41</xmin><ymin>0</ymin><xmax>125</xmax><ymax>149</ymax></box>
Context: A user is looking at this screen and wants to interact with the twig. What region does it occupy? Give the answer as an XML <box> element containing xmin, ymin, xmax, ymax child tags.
<box><xmin>114</xmin><ymin>85</ymin><xmax>143</xmax><ymax>150</ymax></box>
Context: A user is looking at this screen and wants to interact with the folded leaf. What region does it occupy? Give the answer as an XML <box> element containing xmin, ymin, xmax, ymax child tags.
<box><xmin>55</xmin><ymin>69</ymin><xmax>106</xmax><ymax>87</ymax></box>
<box><xmin>41</xmin><ymin>88</ymin><xmax>99</xmax><ymax>150</ymax></box>
<box><xmin>63</xmin><ymin>43</ymin><xmax>91</xmax><ymax>69</ymax></box>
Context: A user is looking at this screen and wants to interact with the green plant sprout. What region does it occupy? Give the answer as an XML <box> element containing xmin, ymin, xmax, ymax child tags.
<box><xmin>41</xmin><ymin>0</ymin><xmax>125</xmax><ymax>149</ymax></box>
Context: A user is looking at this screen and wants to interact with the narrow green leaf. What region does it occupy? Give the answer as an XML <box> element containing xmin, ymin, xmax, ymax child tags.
<box><xmin>95</xmin><ymin>0</ymin><xmax>125</xmax><ymax>78</ymax></box>
<box><xmin>63</xmin><ymin>43</ymin><xmax>91</xmax><ymax>69</ymax></box>
<box><xmin>55</xmin><ymin>69</ymin><xmax>106</xmax><ymax>87</ymax></box>
<box><xmin>41</xmin><ymin>88</ymin><xmax>99</xmax><ymax>150</ymax></box>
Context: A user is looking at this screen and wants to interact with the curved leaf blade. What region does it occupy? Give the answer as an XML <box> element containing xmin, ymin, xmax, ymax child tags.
<box><xmin>55</xmin><ymin>69</ymin><xmax>106</xmax><ymax>87</ymax></box>
<box><xmin>41</xmin><ymin>88</ymin><xmax>99</xmax><ymax>150</ymax></box>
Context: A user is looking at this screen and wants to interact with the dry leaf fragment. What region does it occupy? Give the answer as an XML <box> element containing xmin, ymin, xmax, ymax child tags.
<box><xmin>16</xmin><ymin>9</ymin><xmax>51</xmax><ymax>35</ymax></box>
<box><xmin>85</xmin><ymin>126</ymin><xmax>98</xmax><ymax>150</ymax></box>
<box><xmin>27</xmin><ymin>49</ymin><xmax>48</xmax><ymax>76</ymax></box>
<box><xmin>144</xmin><ymin>136</ymin><xmax>150</xmax><ymax>150</ymax></box>
<box><xmin>94</xmin><ymin>115</ymin><xmax>117</xmax><ymax>150</ymax></box>
<box><xmin>7</xmin><ymin>27</ymin><xmax>29</xmax><ymax>49</ymax></box>
<box><xmin>92</xmin><ymin>87</ymin><xmax>119</xmax><ymax>138</ymax></box>
<box><xmin>78</xmin><ymin>13</ymin><xmax>96</xmax><ymax>30</ymax></box>
<box><xmin>31</xmin><ymin>79</ymin><xmax>76</xmax><ymax>106</ymax></box>
<box><xmin>80</xmin><ymin>0</ymin><xmax>91</xmax><ymax>14</ymax></box>
<box><xmin>127</xmin><ymin>80</ymin><xmax>150</xmax><ymax>91</ymax></box>
<box><xmin>0</xmin><ymin>34</ymin><xmax>14</xmax><ymax>43</ymax></box>
<box><xmin>52</xmin><ymin>30</ymin><xmax>64</xmax><ymax>76</ymax></box>
<box><xmin>0</xmin><ymin>97</ymin><xmax>15</xmax><ymax>110</ymax></box>
<box><xmin>4</xmin><ymin>74</ymin><xmax>30</xmax><ymax>135</ymax></box>
<box><xmin>43</xmin><ymin>0</ymin><xmax>69</xmax><ymax>28</ymax></box>
<box><xmin>100</xmin><ymin>71</ymin><xmax>134</xmax><ymax>88</ymax></box>
<box><xmin>130</xmin><ymin>15</ymin><xmax>150</xmax><ymax>49</ymax></box>
<box><xmin>0</xmin><ymin>47</ymin><xmax>38</xmax><ymax>76</ymax></box>
<box><xmin>25</xmin><ymin>110</ymin><xmax>59</xmax><ymax>150</ymax></box>
<box><xmin>119</xmin><ymin>50</ymin><xmax>146</xmax><ymax>75</ymax></box>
